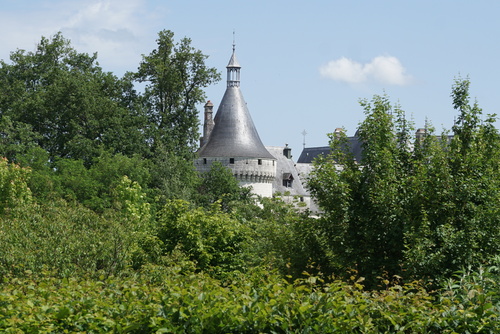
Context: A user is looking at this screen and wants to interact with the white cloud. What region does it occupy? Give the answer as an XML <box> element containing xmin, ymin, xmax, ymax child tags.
<box><xmin>320</xmin><ymin>55</ymin><xmax>413</xmax><ymax>86</ymax></box>
<box><xmin>64</xmin><ymin>0</ymin><xmax>145</xmax><ymax>33</ymax></box>
<box><xmin>60</xmin><ymin>0</ymin><xmax>150</xmax><ymax>72</ymax></box>
<box><xmin>0</xmin><ymin>0</ymin><xmax>166</xmax><ymax>75</ymax></box>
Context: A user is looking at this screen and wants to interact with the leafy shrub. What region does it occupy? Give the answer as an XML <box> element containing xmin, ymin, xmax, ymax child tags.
<box><xmin>244</xmin><ymin>196</ymin><xmax>330</xmax><ymax>279</ymax></box>
<box><xmin>50</xmin><ymin>152</ymin><xmax>152</xmax><ymax>212</ymax></box>
<box><xmin>149</xmin><ymin>200</ymin><xmax>251</xmax><ymax>276</ymax></box>
<box><xmin>1</xmin><ymin>266</ymin><xmax>499</xmax><ymax>333</ymax></box>
<box><xmin>0</xmin><ymin>200</ymin><xmax>141</xmax><ymax>279</ymax></box>
<box><xmin>0</xmin><ymin>157</ymin><xmax>32</xmax><ymax>214</ymax></box>
<box><xmin>437</xmin><ymin>259</ymin><xmax>500</xmax><ymax>332</ymax></box>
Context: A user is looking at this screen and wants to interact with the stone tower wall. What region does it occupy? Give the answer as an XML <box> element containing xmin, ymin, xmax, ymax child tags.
<box><xmin>195</xmin><ymin>156</ymin><xmax>276</xmax><ymax>197</ymax></box>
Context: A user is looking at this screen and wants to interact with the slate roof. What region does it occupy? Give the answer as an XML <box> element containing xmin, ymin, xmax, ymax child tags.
<box><xmin>198</xmin><ymin>49</ymin><xmax>274</xmax><ymax>160</ymax></box>
<box><xmin>198</xmin><ymin>86</ymin><xmax>275</xmax><ymax>159</ymax></box>
<box><xmin>296</xmin><ymin>136</ymin><xmax>363</xmax><ymax>164</ymax></box>
<box><xmin>227</xmin><ymin>50</ymin><xmax>240</xmax><ymax>68</ymax></box>
<box><xmin>266</xmin><ymin>146</ymin><xmax>308</xmax><ymax>196</ymax></box>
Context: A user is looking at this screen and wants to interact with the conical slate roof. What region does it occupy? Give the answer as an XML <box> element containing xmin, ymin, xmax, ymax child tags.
<box><xmin>227</xmin><ymin>51</ymin><xmax>240</xmax><ymax>68</ymax></box>
<box><xmin>198</xmin><ymin>86</ymin><xmax>275</xmax><ymax>159</ymax></box>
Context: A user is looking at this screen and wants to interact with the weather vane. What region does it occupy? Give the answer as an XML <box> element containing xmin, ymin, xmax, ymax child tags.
<box><xmin>301</xmin><ymin>129</ymin><xmax>307</xmax><ymax>149</ymax></box>
<box><xmin>232</xmin><ymin>29</ymin><xmax>235</xmax><ymax>52</ymax></box>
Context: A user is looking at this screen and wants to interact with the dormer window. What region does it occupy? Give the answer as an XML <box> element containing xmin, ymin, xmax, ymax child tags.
<box><xmin>282</xmin><ymin>172</ymin><xmax>294</xmax><ymax>187</ymax></box>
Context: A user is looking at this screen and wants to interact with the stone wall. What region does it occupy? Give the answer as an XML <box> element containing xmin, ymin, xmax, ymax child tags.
<box><xmin>195</xmin><ymin>156</ymin><xmax>276</xmax><ymax>197</ymax></box>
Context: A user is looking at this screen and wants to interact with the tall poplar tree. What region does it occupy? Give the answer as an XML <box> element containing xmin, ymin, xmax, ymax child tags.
<box><xmin>134</xmin><ymin>30</ymin><xmax>220</xmax><ymax>202</ymax></box>
<box><xmin>135</xmin><ymin>29</ymin><xmax>220</xmax><ymax>159</ymax></box>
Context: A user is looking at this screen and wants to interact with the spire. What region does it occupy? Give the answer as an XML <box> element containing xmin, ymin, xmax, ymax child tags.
<box><xmin>198</xmin><ymin>43</ymin><xmax>274</xmax><ymax>160</ymax></box>
<box><xmin>227</xmin><ymin>33</ymin><xmax>241</xmax><ymax>87</ymax></box>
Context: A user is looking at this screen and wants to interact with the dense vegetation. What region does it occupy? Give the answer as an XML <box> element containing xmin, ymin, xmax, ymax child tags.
<box><xmin>1</xmin><ymin>32</ymin><xmax>500</xmax><ymax>332</ymax></box>
<box><xmin>309</xmin><ymin>79</ymin><xmax>500</xmax><ymax>288</ymax></box>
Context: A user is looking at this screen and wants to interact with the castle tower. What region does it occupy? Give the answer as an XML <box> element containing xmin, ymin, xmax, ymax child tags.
<box><xmin>196</xmin><ymin>44</ymin><xmax>276</xmax><ymax>197</ymax></box>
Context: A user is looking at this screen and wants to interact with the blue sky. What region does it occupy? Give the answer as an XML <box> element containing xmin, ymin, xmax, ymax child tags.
<box><xmin>1</xmin><ymin>0</ymin><xmax>498</xmax><ymax>155</ymax></box>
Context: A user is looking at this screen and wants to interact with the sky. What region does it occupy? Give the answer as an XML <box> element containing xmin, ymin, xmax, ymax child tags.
<box><xmin>1</xmin><ymin>0</ymin><xmax>499</xmax><ymax>156</ymax></box>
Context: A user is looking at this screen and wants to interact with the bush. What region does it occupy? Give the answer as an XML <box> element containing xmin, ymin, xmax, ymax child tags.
<box><xmin>148</xmin><ymin>200</ymin><xmax>251</xmax><ymax>276</ymax></box>
<box><xmin>0</xmin><ymin>201</ymin><xmax>142</xmax><ymax>279</ymax></box>
<box><xmin>1</xmin><ymin>266</ymin><xmax>499</xmax><ymax>333</ymax></box>
<box><xmin>0</xmin><ymin>157</ymin><xmax>32</xmax><ymax>214</ymax></box>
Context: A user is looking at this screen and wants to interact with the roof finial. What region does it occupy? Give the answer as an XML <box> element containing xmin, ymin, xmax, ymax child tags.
<box><xmin>302</xmin><ymin>129</ymin><xmax>308</xmax><ymax>149</ymax></box>
<box><xmin>232</xmin><ymin>29</ymin><xmax>236</xmax><ymax>52</ymax></box>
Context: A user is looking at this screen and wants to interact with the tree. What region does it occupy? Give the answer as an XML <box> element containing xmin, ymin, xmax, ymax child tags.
<box><xmin>0</xmin><ymin>116</ymin><xmax>43</xmax><ymax>164</ymax></box>
<box><xmin>0</xmin><ymin>33</ymin><xmax>147</xmax><ymax>164</ymax></box>
<box><xmin>134</xmin><ymin>30</ymin><xmax>220</xmax><ymax>202</ymax></box>
<box><xmin>197</xmin><ymin>161</ymin><xmax>253</xmax><ymax>211</ymax></box>
<box><xmin>245</xmin><ymin>196</ymin><xmax>328</xmax><ymax>279</ymax></box>
<box><xmin>50</xmin><ymin>151</ymin><xmax>152</xmax><ymax>212</ymax></box>
<box><xmin>134</xmin><ymin>29</ymin><xmax>220</xmax><ymax>159</ymax></box>
<box><xmin>404</xmin><ymin>77</ymin><xmax>500</xmax><ymax>280</ymax></box>
<box><xmin>308</xmin><ymin>78</ymin><xmax>500</xmax><ymax>284</ymax></box>
<box><xmin>308</xmin><ymin>95</ymin><xmax>411</xmax><ymax>285</ymax></box>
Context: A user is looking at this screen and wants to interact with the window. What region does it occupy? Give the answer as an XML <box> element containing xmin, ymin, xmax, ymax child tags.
<box><xmin>258</xmin><ymin>159</ymin><xmax>262</xmax><ymax>165</ymax></box>
<box><xmin>203</xmin><ymin>158</ymin><xmax>207</xmax><ymax>164</ymax></box>
<box><xmin>282</xmin><ymin>173</ymin><xmax>294</xmax><ymax>188</ymax></box>
<box><xmin>230</xmin><ymin>158</ymin><xmax>235</xmax><ymax>164</ymax></box>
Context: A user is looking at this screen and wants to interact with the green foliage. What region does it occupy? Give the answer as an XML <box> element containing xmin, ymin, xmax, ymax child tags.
<box><xmin>0</xmin><ymin>33</ymin><xmax>147</xmax><ymax>164</ymax></box>
<box><xmin>1</xmin><ymin>265</ymin><xmax>500</xmax><ymax>332</ymax></box>
<box><xmin>37</xmin><ymin>151</ymin><xmax>152</xmax><ymax>211</ymax></box>
<box><xmin>113</xmin><ymin>175</ymin><xmax>152</xmax><ymax>224</ymax></box>
<box><xmin>135</xmin><ymin>29</ymin><xmax>221</xmax><ymax>159</ymax></box>
<box><xmin>0</xmin><ymin>158</ymin><xmax>32</xmax><ymax>214</ymax></box>
<box><xmin>149</xmin><ymin>151</ymin><xmax>200</xmax><ymax>204</ymax></box>
<box><xmin>3</xmin><ymin>30</ymin><xmax>500</xmax><ymax>332</ymax></box>
<box><xmin>51</xmin><ymin>158</ymin><xmax>100</xmax><ymax>205</ymax></box>
<box><xmin>0</xmin><ymin>201</ymin><xmax>140</xmax><ymax>279</ymax></box>
<box><xmin>309</xmin><ymin>77</ymin><xmax>500</xmax><ymax>285</ymax></box>
<box><xmin>244</xmin><ymin>196</ymin><xmax>329</xmax><ymax>279</ymax></box>
<box><xmin>404</xmin><ymin>77</ymin><xmax>500</xmax><ymax>280</ymax></box>
<box><xmin>438</xmin><ymin>259</ymin><xmax>500</xmax><ymax>332</ymax></box>
<box><xmin>309</xmin><ymin>95</ymin><xmax>411</xmax><ymax>285</ymax></box>
<box><xmin>87</xmin><ymin>151</ymin><xmax>152</xmax><ymax>211</ymax></box>
<box><xmin>197</xmin><ymin>161</ymin><xmax>253</xmax><ymax>210</ymax></box>
<box><xmin>0</xmin><ymin>30</ymin><xmax>222</xmax><ymax>209</ymax></box>
<box><xmin>151</xmin><ymin>200</ymin><xmax>250</xmax><ymax>275</ymax></box>
<box><xmin>0</xmin><ymin>115</ymin><xmax>43</xmax><ymax>164</ymax></box>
